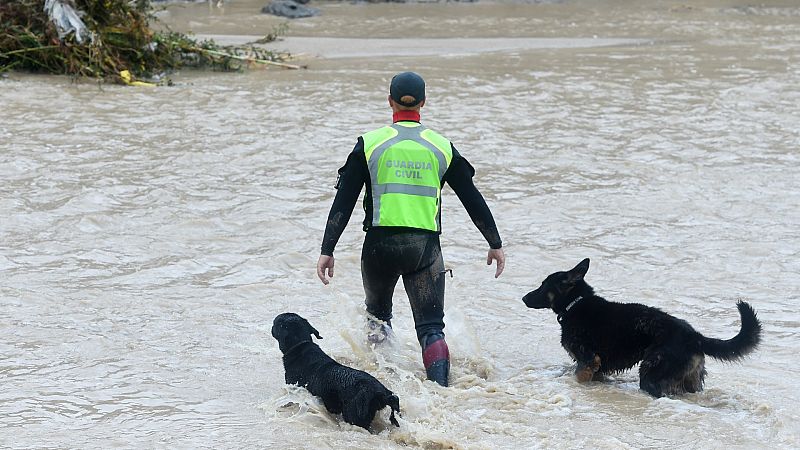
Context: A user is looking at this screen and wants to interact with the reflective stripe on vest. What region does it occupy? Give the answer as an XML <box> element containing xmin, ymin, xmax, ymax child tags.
<box><xmin>362</xmin><ymin>122</ymin><xmax>453</xmax><ymax>231</ymax></box>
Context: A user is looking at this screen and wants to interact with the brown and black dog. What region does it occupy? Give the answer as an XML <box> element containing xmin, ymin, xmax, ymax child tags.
<box><xmin>522</xmin><ymin>259</ymin><xmax>761</xmax><ymax>397</ymax></box>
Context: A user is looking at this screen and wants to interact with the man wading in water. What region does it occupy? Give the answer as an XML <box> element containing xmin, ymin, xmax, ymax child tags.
<box><xmin>316</xmin><ymin>72</ymin><xmax>505</xmax><ymax>386</ymax></box>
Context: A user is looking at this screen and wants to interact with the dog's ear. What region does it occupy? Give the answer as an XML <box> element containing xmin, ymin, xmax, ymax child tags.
<box><xmin>567</xmin><ymin>258</ymin><xmax>590</xmax><ymax>283</ymax></box>
<box><xmin>299</xmin><ymin>317</ymin><xmax>323</xmax><ymax>339</ymax></box>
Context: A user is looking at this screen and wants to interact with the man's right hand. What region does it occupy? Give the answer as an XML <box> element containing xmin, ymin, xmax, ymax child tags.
<box><xmin>317</xmin><ymin>254</ymin><xmax>335</xmax><ymax>285</ymax></box>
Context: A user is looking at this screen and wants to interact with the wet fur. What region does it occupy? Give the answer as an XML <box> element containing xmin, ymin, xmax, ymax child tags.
<box><xmin>272</xmin><ymin>313</ymin><xmax>400</xmax><ymax>430</ymax></box>
<box><xmin>522</xmin><ymin>259</ymin><xmax>761</xmax><ymax>397</ymax></box>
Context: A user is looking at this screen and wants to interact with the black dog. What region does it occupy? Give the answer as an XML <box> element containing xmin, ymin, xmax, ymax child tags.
<box><xmin>271</xmin><ymin>312</ymin><xmax>400</xmax><ymax>430</ymax></box>
<box><xmin>522</xmin><ymin>259</ymin><xmax>761</xmax><ymax>397</ymax></box>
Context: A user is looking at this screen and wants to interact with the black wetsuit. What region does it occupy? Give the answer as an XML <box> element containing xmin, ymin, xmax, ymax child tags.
<box><xmin>321</xmin><ymin>129</ymin><xmax>502</xmax><ymax>346</ymax></box>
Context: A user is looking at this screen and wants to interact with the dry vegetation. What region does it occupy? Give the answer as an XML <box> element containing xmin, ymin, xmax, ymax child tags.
<box><xmin>0</xmin><ymin>0</ymin><xmax>295</xmax><ymax>83</ymax></box>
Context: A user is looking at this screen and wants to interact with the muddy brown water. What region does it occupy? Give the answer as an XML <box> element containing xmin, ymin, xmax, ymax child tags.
<box><xmin>1</xmin><ymin>0</ymin><xmax>799</xmax><ymax>448</ymax></box>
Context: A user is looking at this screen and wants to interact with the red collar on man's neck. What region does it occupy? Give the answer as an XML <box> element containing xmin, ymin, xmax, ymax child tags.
<box><xmin>393</xmin><ymin>110</ymin><xmax>421</xmax><ymax>123</ymax></box>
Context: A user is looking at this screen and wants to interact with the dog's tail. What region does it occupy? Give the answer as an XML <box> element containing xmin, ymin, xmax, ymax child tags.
<box><xmin>385</xmin><ymin>393</ymin><xmax>401</xmax><ymax>427</ymax></box>
<box><xmin>700</xmin><ymin>301</ymin><xmax>761</xmax><ymax>361</ymax></box>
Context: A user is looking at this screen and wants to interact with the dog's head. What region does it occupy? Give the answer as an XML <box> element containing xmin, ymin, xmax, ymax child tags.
<box><xmin>522</xmin><ymin>258</ymin><xmax>590</xmax><ymax>313</ymax></box>
<box><xmin>272</xmin><ymin>312</ymin><xmax>322</xmax><ymax>354</ymax></box>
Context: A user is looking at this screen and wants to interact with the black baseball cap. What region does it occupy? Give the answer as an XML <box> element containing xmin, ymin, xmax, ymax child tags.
<box><xmin>390</xmin><ymin>72</ymin><xmax>426</xmax><ymax>107</ymax></box>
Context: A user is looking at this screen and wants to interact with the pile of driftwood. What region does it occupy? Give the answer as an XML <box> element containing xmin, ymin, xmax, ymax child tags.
<box><xmin>0</xmin><ymin>0</ymin><xmax>297</xmax><ymax>83</ymax></box>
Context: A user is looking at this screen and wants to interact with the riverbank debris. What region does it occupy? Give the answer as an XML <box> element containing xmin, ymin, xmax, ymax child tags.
<box><xmin>119</xmin><ymin>69</ymin><xmax>155</xmax><ymax>87</ymax></box>
<box><xmin>0</xmin><ymin>0</ymin><xmax>300</xmax><ymax>83</ymax></box>
<box><xmin>44</xmin><ymin>0</ymin><xmax>91</xmax><ymax>44</ymax></box>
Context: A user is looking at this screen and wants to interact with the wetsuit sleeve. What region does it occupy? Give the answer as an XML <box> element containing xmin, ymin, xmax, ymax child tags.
<box><xmin>320</xmin><ymin>138</ymin><xmax>368</xmax><ymax>256</ymax></box>
<box><xmin>443</xmin><ymin>145</ymin><xmax>503</xmax><ymax>249</ymax></box>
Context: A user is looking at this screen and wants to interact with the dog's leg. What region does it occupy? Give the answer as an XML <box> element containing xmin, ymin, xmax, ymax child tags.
<box><xmin>681</xmin><ymin>354</ymin><xmax>706</xmax><ymax>394</ymax></box>
<box><xmin>639</xmin><ymin>351</ymin><xmax>668</xmax><ymax>397</ymax></box>
<box><xmin>575</xmin><ymin>354</ymin><xmax>601</xmax><ymax>383</ymax></box>
<box><xmin>640</xmin><ymin>378</ymin><xmax>663</xmax><ymax>397</ymax></box>
<box><xmin>644</xmin><ymin>348</ymin><xmax>704</xmax><ymax>397</ymax></box>
<box><xmin>322</xmin><ymin>393</ymin><xmax>343</xmax><ymax>415</ymax></box>
<box><xmin>342</xmin><ymin>389</ymin><xmax>377</xmax><ymax>430</ymax></box>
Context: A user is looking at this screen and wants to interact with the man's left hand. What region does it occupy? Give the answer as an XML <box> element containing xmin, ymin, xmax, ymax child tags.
<box><xmin>487</xmin><ymin>248</ymin><xmax>505</xmax><ymax>278</ymax></box>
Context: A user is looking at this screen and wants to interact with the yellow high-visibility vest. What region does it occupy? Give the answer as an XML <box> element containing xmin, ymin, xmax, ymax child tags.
<box><xmin>362</xmin><ymin>121</ymin><xmax>453</xmax><ymax>231</ymax></box>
